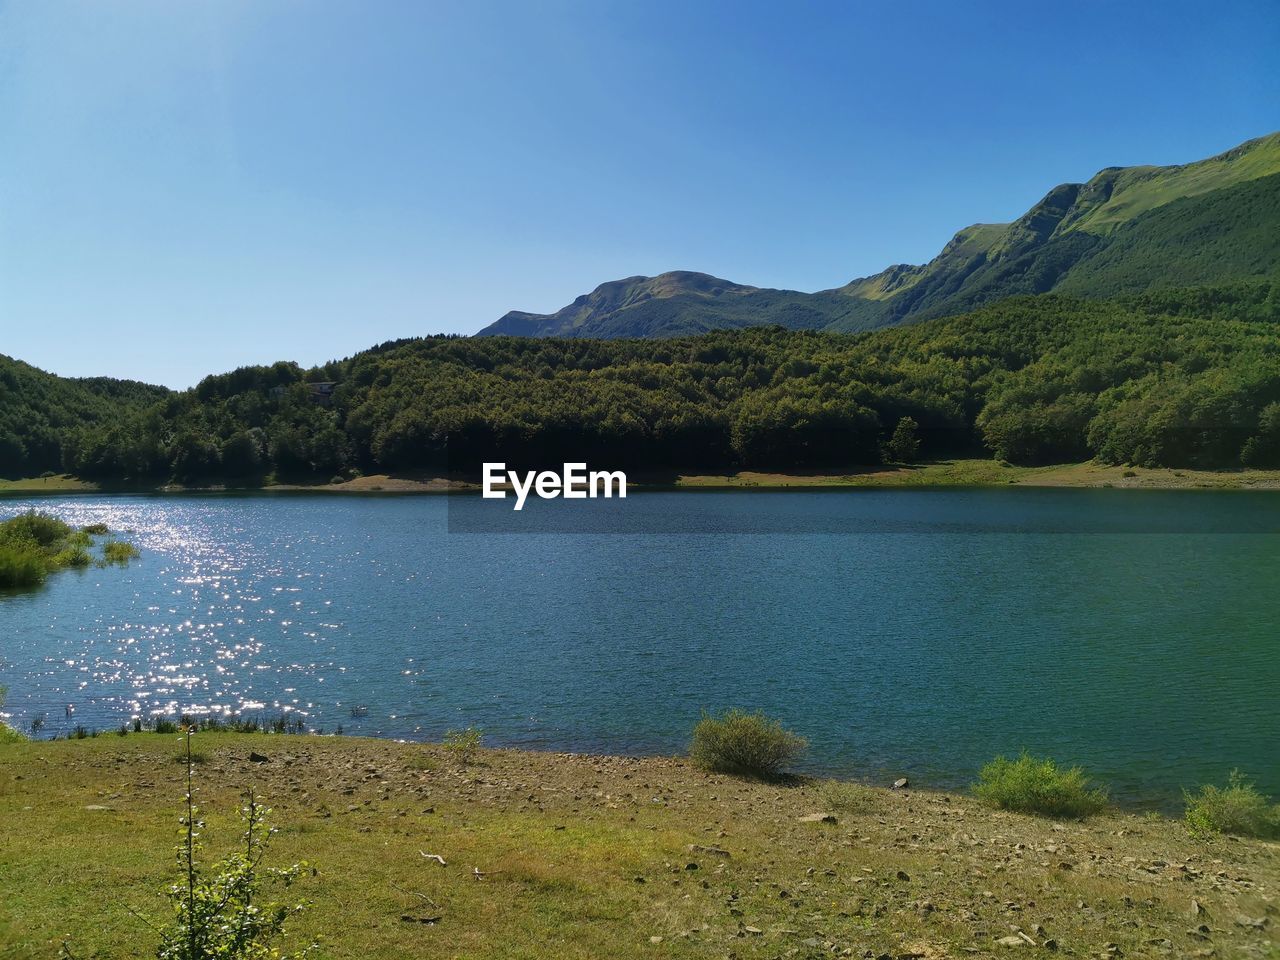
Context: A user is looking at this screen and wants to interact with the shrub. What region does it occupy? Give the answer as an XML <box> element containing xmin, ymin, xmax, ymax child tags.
<box><xmin>1184</xmin><ymin>771</ymin><xmax>1280</xmax><ymax>839</ymax></box>
<box><xmin>443</xmin><ymin>727</ymin><xmax>483</xmax><ymax>764</ymax></box>
<box><xmin>82</xmin><ymin>522</ymin><xmax>109</xmax><ymax>535</ymax></box>
<box><xmin>0</xmin><ymin>511</ymin><xmax>70</xmax><ymax>548</ymax></box>
<box><xmin>101</xmin><ymin>540</ymin><xmax>140</xmax><ymax>564</ymax></box>
<box><xmin>54</xmin><ymin>546</ymin><xmax>92</xmax><ymax>568</ymax></box>
<box><xmin>0</xmin><ymin>542</ymin><xmax>47</xmax><ymax>588</ymax></box>
<box><xmin>689</xmin><ymin>709</ymin><xmax>807</xmax><ymax>779</ymax></box>
<box><xmin>972</xmin><ymin>751</ymin><xmax>1108</xmax><ymax>818</ymax></box>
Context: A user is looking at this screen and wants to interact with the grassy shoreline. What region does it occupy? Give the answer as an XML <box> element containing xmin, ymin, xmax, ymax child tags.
<box><xmin>2</xmin><ymin>733</ymin><xmax>1277</xmax><ymax>959</ymax></box>
<box><xmin>6</xmin><ymin>460</ymin><xmax>1280</xmax><ymax>497</ymax></box>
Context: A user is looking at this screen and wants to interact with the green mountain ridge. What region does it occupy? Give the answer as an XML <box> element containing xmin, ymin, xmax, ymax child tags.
<box><xmin>477</xmin><ymin>132</ymin><xmax>1280</xmax><ymax>338</ymax></box>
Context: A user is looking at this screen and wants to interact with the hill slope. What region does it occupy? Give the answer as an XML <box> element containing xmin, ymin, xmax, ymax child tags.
<box><xmin>477</xmin><ymin>133</ymin><xmax>1280</xmax><ymax>338</ymax></box>
<box><xmin>0</xmin><ymin>355</ymin><xmax>169</xmax><ymax>478</ymax></box>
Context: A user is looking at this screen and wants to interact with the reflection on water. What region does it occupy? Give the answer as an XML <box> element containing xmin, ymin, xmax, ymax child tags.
<box><xmin>1</xmin><ymin>491</ymin><xmax>1277</xmax><ymax>807</ymax></box>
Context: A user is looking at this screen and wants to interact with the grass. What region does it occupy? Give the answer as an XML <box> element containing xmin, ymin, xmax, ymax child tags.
<box><xmin>0</xmin><ymin>511</ymin><xmax>139</xmax><ymax>588</ymax></box>
<box><xmin>668</xmin><ymin>459</ymin><xmax>1280</xmax><ymax>490</ymax></box>
<box><xmin>101</xmin><ymin>540</ymin><xmax>140</xmax><ymax>564</ymax></box>
<box><xmin>688</xmin><ymin>709</ymin><xmax>806</xmax><ymax>779</ymax></box>
<box><xmin>0</xmin><ymin>542</ymin><xmax>49</xmax><ymax>588</ymax></box>
<box><xmin>1184</xmin><ymin>770</ymin><xmax>1280</xmax><ymax>839</ymax></box>
<box><xmin>972</xmin><ymin>751</ymin><xmax>1109</xmax><ymax>819</ymax></box>
<box><xmin>2</xmin><ymin>734</ymin><xmax>1278</xmax><ymax>960</ymax></box>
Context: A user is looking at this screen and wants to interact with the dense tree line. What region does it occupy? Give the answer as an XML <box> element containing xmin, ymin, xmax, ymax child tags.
<box><xmin>2</xmin><ymin>282</ymin><xmax>1279</xmax><ymax>482</ymax></box>
<box><xmin>0</xmin><ymin>357</ymin><xmax>168</xmax><ymax>478</ymax></box>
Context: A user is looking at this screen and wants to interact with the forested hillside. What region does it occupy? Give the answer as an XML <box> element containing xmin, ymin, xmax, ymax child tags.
<box><xmin>4</xmin><ymin>282</ymin><xmax>1279</xmax><ymax>482</ymax></box>
<box><xmin>0</xmin><ymin>356</ymin><xmax>169</xmax><ymax>478</ymax></box>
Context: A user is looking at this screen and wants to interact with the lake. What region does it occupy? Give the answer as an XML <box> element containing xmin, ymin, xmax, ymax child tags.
<box><xmin>1</xmin><ymin>489</ymin><xmax>1277</xmax><ymax>807</ymax></box>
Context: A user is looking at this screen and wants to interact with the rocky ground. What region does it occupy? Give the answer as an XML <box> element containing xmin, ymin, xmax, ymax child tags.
<box><xmin>0</xmin><ymin>734</ymin><xmax>1276</xmax><ymax>959</ymax></box>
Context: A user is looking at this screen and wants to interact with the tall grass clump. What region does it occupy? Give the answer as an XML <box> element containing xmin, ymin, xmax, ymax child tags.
<box><xmin>101</xmin><ymin>540</ymin><xmax>140</xmax><ymax>564</ymax></box>
<box><xmin>1184</xmin><ymin>771</ymin><xmax>1280</xmax><ymax>839</ymax></box>
<box><xmin>972</xmin><ymin>751</ymin><xmax>1108</xmax><ymax>818</ymax></box>
<box><xmin>0</xmin><ymin>541</ymin><xmax>48</xmax><ymax>588</ymax></box>
<box><xmin>689</xmin><ymin>709</ymin><xmax>807</xmax><ymax>779</ymax></box>
<box><xmin>0</xmin><ymin>511</ymin><xmax>139</xmax><ymax>587</ymax></box>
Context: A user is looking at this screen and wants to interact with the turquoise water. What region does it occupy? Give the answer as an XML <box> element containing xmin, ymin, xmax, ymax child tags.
<box><xmin>1</xmin><ymin>490</ymin><xmax>1277</xmax><ymax>806</ymax></box>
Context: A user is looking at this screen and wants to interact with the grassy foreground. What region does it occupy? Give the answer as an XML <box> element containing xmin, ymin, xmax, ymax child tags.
<box><xmin>1</xmin><ymin>735</ymin><xmax>1277</xmax><ymax>959</ymax></box>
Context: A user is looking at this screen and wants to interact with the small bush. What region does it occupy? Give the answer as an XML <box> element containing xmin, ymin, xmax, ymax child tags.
<box><xmin>101</xmin><ymin>540</ymin><xmax>140</xmax><ymax>564</ymax></box>
<box><xmin>972</xmin><ymin>751</ymin><xmax>1108</xmax><ymax>818</ymax></box>
<box><xmin>1184</xmin><ymin>770</ymin><xmax>1280</xmax><ymax>839</ymax></box>
<box><xmin>689</xmin><ymin>709</ymin><xmax>807</xmax><ymax>779</ymax></box>
<box><xmin>819</xmin><ymin>780</ymin><xmax>874</xmax><ymax>812</ymax></box>
<box><xmin>0</xmin><ymin>512</ymin><xmax>70</xmax><ymax>548</ymax></box>
<box><xmin>0</xmin><ymin>542</ymin><xmax>47</xmax><ymax>588</ymax></box>
<box><xmin>443</xmin><ymin>727</ymin><xmax>483</xmax><ymax>764</ymax></box>
<box><xmin>82</xmin><ymin>522</ymin><xmax>110</xmax><ymax>535</ymax></box>
<box><xmin>54</xmin><ymin>545</ymin><xmax>92</xmax><ymax>568</ymax></box>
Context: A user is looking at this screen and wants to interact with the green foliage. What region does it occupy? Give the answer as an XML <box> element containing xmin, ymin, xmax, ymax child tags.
<box><xmin>0</xmin><ymin>685</ymin><xmax>23</xmax><ymax>743</ymax></box>
<box><xmin>102</xmin><ymin>540</ymin><xmax>141</xmax><ymax>564</ymax></box>
<box><xmin>0</xmin><ymin>353</ymin><xmax>168</xmax><ymax>479</ymax></box>
<box><xmin>689</xmin><ymin>709</ymin><xmax>807</xmax><ymax>779</ymax></box>
<box><xmin>0</xmin><ymin>512</ymin><xmax>139</xmax><ymax>588</ymax></box>
<box><xmin>886</xmin><ymin>416</ymin><xmax>920</xmax><ymax>462</ymax></box>
<box><xmin>0</xmin><ymin>541</ymin><xmax>49</xmax><ymax>588</ymax></box>
<box><xmin>1</xmin><ymin>511</ymin><xmax>71</xmax><ymax>547</ymax></box>
<box><xmin>82</xmin><ymin>522</ymin><xmax>110</xmax><ymax>535</ymax></box>
<box><xmin>972</xmin><ymin>751</ymin><xmax>1108</xmax><ymax>818</ymax></box>
<box><xmin>6</xmin><ymin>280</ymin><xmax>1280</xmax><ymax>479</ymax></box>
<box><xmin>442</xmin><ymin>726</ymin><xmax>483</xmax><ymax>764</ymax></box>
<box><xmin>54</xmin><ymin>545</ymin><xmax>93</xmax><ymax>569</ymax></box>
<box><xmin>1184</xmin><ymin>771</ymin><xmax>1280</xmax><ymax>839</ymax></box>
<box><xmin>156</xmin><ymin>731</ymin><xmax>315</xmax><ymax>960</ymax></box>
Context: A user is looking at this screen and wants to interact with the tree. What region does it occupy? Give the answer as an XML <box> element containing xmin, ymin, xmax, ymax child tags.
<box><xmin>887</xmin><ymin>416</ymin><xmax>920</xmax><ymax>463</ymax></box>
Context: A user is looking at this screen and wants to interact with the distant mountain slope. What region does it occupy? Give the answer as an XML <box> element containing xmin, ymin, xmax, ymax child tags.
<box><xmin>482</xmin><ymin>271</ymin><xmax>860</xmax><ymax>339</ymax></box>
<box><xmin>477</xmin><ymin>133</ymin><xmax>1280</xmax><ymax>338</ymax></box>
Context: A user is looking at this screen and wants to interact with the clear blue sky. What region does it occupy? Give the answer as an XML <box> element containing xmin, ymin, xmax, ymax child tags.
<box><xmin>2</xmin><ymin>0</ymin><xmax>1277</xmax><ymax>387</ymax></box>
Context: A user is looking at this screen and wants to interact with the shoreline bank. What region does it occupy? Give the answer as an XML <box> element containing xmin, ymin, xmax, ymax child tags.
<box><xmin>6</xmin><ymin>459</ymin><xmax>1280</xmax><ymax>496</ymax></box>
<box><xmin>2</xmin><ymin>732</ymin><xmax>1276</xmax><ymax>958</ymax></box>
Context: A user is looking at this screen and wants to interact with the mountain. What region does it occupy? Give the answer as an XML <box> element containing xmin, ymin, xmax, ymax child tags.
<box><xmin>479</xmin><ymin>271</ymin><xmax>855</xmax><ymax>338</ymax></box>
<box><xmin>476</xmin><ymin>133</ymin><xmax>1280</xmax><ymax>338</ymax></box>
